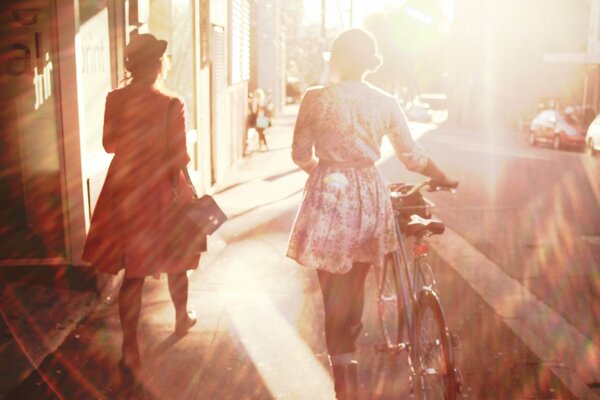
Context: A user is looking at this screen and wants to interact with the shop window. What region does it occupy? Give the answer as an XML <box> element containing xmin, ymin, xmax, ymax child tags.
<box><xmin>164</xmin><ymin>0</ymin><xmax>197</xmax><ymax>129</ymax></box>
<box><xmin>0</xmin><ymin>0</ymin><xmax>65</xmax><ymax>259</ymax></box>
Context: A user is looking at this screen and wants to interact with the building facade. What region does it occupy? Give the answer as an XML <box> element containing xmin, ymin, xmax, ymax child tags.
<box><xmin>0</xmin><ymin>0</ymin><xmax>251</xmax><ymax>267</ymax></box>
<box><xmin>250</xmin><ymin>0</ymin><xmax>286</xmax><ymax>113</ymax></box>
<box><xmin>544</xmin><ymin>0</ymin><xmax>600</xmax><ymax>114</ymax></box>
<box><xmin>445</xmin><ymin>0</ymin><xmax>590</xmax><ymax>128</ymax></box>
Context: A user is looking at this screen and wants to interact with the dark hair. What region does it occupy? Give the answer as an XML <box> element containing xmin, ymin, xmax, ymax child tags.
<box><xmin>125</xmin><ymin>56</ymin><xmax>162</xmax><ymax>81</ymax></box>
<box><xmin>124</xmin><ymin>33</ymin><xmax>167</xmax><ymax>82</ymax></box>
<box><xmin>329</xmin><ymin>29</ymin><xmax>381</xmax><ymax>77</ymax></box>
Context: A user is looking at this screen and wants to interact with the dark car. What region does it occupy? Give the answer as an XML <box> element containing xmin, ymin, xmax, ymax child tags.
<box><xmin>529</xmin><ymin>108</ymin><xmax>586</xmax><ymax>150</ymax></box>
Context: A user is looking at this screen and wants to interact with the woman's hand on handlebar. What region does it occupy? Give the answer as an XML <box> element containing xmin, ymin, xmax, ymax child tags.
<box><xmin>428</xmin><ymin>177</ymin><xmax>459</xmax><ymax>191</ymax></box>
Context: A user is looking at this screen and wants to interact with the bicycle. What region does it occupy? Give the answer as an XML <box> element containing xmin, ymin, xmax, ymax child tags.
<box><xmin>375</xmin><ymin>179</ymin><xmax>462</xmax><ymax>400</ymax></box>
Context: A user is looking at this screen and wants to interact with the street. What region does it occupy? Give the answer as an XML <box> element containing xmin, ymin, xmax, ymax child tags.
<box><xmin>4</xmin><ymin>107</ymin><xmax>600</xmax><ymax>399</ymax></box>
<box><xmin>377</xmin><ymin>122</ymin><xmax>600</xmax><ymax>398</ymax></box>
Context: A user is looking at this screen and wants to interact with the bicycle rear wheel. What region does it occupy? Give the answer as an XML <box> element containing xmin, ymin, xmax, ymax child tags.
<box><xmin>376</xmin><ymin>254</ymin><xmax>407</xmax><ymax>348</ymax></box>
<box><xmin>414</xmin><ymin>258</ymin><xmax>436</xmax><ymax>291</ymax></box>
<box><xmin>413</xmin><ymin>289</ymin><xmax>457</xmax><ymax>400</ymax></box>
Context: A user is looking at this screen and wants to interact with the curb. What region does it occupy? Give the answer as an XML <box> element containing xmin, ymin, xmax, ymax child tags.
<box><xmin>429</xmin><ymin>227</ymin><xmax>600</xmax><ymax>399</ymax></box>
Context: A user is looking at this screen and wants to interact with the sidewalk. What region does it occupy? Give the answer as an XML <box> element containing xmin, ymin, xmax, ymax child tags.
<box><xmin>0</xmin><ymin>265</ymin><xmax>98</xmax><ymax>398</ymax></box>
<box><xmin>3</xmin><ymin>105</ymin><xmax>590</xmax><ymax>399</ymax></box>
<box><xmin>2</xmin><ymin>105</ymin><xmax>348</xmax><ymax>399</ymax></box>
<box><xmin>0</xmin><ymin>105</ymin><xmax>307</xmax><ymax>399</ymax></box>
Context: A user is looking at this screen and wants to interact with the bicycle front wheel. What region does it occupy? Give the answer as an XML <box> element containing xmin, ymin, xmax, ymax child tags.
<box><xmin>376</xmin><ymin>254</ymin><xmax>407</xmax><ymax>348</ymax></box>
<box><xmin>412</xmin><ymin>289</ymin><xmax>457</xmax><ymax>400</ymax></box>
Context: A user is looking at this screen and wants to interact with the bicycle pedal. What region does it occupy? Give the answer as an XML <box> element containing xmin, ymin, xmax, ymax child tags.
<box><xmin>390</xmin><ymin>342</ymin><xmax>408</xmax><ymax>352</ymax></box>
<box><xmin>374</xmin><ymin>342</ymin><xmax>407</xmax><ymax>353</ymax></box>
<box><xmin>450</xmin><ymin>332</ymin><xmax>461</xmax><ymax>349</ymax></box>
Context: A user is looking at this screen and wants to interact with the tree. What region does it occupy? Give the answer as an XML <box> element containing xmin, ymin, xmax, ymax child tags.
<box><xmin>363</xmin><ymin>2</ymin><xmax>450</xmax><ymax>98</ymax></box>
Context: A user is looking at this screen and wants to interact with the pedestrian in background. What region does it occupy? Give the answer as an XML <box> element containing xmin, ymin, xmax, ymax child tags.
<box><xmin>248</xmin><ymin>88</ymin><xmax>271</xmax><ymax>151</ymax></box>
<box><xmin>287</xmin><ymin>28</ymin><xmax>457</xmax><ymax>400</ymax></box>
<box><xmin>82</xmin><ymin>33</ymin><xmax>201</xmax><ymax>378</ymax></box>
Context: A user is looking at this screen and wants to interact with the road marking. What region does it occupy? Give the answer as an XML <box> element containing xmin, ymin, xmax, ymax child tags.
<box><xmin>429</xmin><ymin>227</ymin><xmax>600</xmax><ymax>400</ymax></box>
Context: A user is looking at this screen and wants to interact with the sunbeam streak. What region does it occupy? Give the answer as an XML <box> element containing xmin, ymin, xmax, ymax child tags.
<box><xmin>211</xmin><ymin>238</ymin><xmax>334</xmax><ymax>399</ymax></box>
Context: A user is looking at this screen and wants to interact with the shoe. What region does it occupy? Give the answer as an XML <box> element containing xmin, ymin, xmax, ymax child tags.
<box><xmin>119</xmin><ymin>356</ymin><xmax>141</xmax><ymax>383</ymax></box>
<box><xmin>332</xmin><ymin>361</ymin><xmax>358</xmax><ymax>400</ymax></box>
<box><xmin>175</xmin><ymin>310</ymin><xmax>197</xmax><ymax>336</ymax></box>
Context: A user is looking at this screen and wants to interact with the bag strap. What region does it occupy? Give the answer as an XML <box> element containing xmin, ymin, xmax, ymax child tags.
<box><xmin>165</xmin><ymin>98</ymin><xmax>199</xmax><ymax>202</ymax></box>
<box><xmin>182</xmin><ymin>167</ymin><xmax>199</xmax><ymax>199</ymax></box>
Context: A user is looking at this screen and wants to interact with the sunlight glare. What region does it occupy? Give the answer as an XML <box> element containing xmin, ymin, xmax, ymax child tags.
<box><xmin>204</xmin><ymin>236</ymin><xmax>334</xmax><ymax>399</ymax></box>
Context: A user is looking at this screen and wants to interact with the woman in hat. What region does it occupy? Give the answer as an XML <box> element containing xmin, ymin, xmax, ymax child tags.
<box><xmin>287</xmin><ymin>28</ymin><xmax>457</xmax><ymax>399</ymax></box>
<box><xmin>82</xmin><ymin>33</ymin><xmax>201</xmax><ymax>375</ymax></box>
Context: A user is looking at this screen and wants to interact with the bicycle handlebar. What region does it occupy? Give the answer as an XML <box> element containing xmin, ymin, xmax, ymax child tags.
<box><xmin>428</xmin><ymin>178</ymin><xmax>459</xmax><ymax>192</ymax></box>
<box><xmin>390</xmin><ymin>178</ymin><xmax>459</xmax><ymax>199</ymax></box>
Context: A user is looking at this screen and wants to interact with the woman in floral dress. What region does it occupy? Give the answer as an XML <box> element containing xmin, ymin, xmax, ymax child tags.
<box><xmin>287</xmin><ymin>29</ymin><xmax>457</xmax><ymax>400</ymax></box>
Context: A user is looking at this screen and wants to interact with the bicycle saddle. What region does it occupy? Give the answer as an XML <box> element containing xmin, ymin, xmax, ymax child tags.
<box><xmin>403</xmin><ymin>214</ymin><xmax>445</xmax><ymax>236</ymax></box>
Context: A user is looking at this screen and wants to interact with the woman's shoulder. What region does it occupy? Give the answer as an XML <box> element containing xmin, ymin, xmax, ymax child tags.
<box><xmin>107</xmin><ymin>84</ymin><xmax>183</xmax><ymax>105</ymax></box>
<box><xmin>298</xmin><ymin>85</ymin><xmax>326</xmax><ymax>107</ymax></box>
<box><xmin>158</xmin><ymin>86</ymin><xmax>184</xmax><ymax>103</ymax></box>
<box><xmin>303</xmin><ymin>85</ymin><xmax>325</xmax><ymax>98</ymax></box>
<box><xmin>106</xmin><ymin>86</ymin><xmax>127</xmax><ymax>100</ymax></box>
<box><xmin>362</xmin><ymin>81</ymin><xmax>395</xmax><ymax>101</ymax></box>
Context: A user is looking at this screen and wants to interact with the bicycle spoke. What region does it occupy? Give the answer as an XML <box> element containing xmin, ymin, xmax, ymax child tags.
<box><xmin>377</xmin><ymin>255</ymin><xmax>406</xmax><ymax>349</ymax></box>
<box><xmin>414</xmin><ymin>291</ymin><xmax>457</xmax><ymax>400</ymax></box>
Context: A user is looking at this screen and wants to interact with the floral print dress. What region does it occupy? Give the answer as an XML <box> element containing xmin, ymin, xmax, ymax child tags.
<box><xmin>286</xmin><ymin>81</ymin><xmax>428</xmax><ymax>274</ymax></box>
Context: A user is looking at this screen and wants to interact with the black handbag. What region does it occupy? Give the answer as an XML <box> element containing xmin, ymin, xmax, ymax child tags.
<box><xmin>179</xmin><ymin>169</ymin><xmax>228</xmax><ymax>236</ymax></box>
<box><xmin>164</xmin><ymin>100</ymin><xmax>227</xmax><ymax>258</ymax></box>
<box><xmin>168</xmin><ymin>168</ymin><xmax>227</xmax><ymax>258</ymax></box>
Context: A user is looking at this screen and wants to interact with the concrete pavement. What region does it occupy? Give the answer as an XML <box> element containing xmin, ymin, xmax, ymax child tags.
<box><xmin>4</xmin><ymin>106</ymin><xmax>340</xmax><ymax>399</ymax></box>
<box><xmin>2</xmin><ymin>105</ymin><xmax>597</xmax><ymax>399</ymax></box>
<box><xmin>0</xmin><ymin>266</ymin><xmax>98</xmax><ymax>398</ymax></box>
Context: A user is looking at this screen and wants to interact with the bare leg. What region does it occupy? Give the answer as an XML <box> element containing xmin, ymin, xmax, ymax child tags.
<box><xmin>168</xmin><ymin>272</ymin><xmax>196</xmax><ymax>335</ymax></box>
<box><xmin>167</xmin><ymin>272</ymin><xmax>188</xmax><ymax>319</ymax></box>
<box><xmin>118</xmin><ymin>277</ymin><xmax>145</xmax><ymax>367</ymax></box>
<box><xmin>257</xmin><ymin>128</ymin><xmax>268</xmax><ymax>150</ymax></box>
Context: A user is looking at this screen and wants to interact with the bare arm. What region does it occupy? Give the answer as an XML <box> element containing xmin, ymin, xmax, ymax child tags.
<box><xmin>291</xmin><ymin>89</ymin><xmax>319</xmax><ymax>173</ymax></box>
<box><xmin>166</xmin><ymin>98</ymin><xmax>190</xmax><ymax>173</ymax></box>
<box><xmin>385</xmin><ymin>96</ymin><xmax>457</xmax><ymax>186</ymax></box>
<box><xmin>385</xmin><ymin>96</ymin><xmax>428</xmax><ymax>173</ymax></box>
<box><xmin>102</xmin><ymin>93</ymin><xmax>117</xmax><ymax>153</ymax></box>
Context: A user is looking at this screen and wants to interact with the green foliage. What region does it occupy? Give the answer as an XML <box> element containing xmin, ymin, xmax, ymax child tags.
<box><xmin>363</xmin><ymin>4</ymin><xmax>449</xmax><ymax>95</ymax></box>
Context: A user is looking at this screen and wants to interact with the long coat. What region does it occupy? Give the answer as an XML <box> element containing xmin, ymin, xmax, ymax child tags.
<box><xmin>287</xmin><ymin>81</ymin><xmax>428</xmax><ymax>274</ymax></box>
<box><xmin>82</xmin><ymin>83</ymin><xmax>201</xmax><ymax>278</ymax></box>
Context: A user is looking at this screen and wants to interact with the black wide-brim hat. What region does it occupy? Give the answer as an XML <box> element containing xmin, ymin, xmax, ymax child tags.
<box><xmin>126</xmin><ymin>33</ymin><xmax>168</xmax><ymax>62</ymax></box>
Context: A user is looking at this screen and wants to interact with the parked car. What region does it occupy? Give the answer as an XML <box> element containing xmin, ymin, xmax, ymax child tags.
<box><xmin>585</xmin><ymin>114</ymin><xmax>600</xmax><ymax>156</ymax></box>
<box><xmin>414</xmin><ymin>93</ymin><xmax>448</xmax><ymax>111</ymax></box>
<box><xmin>529</xmin><ymin>108</ymin><xmax>586</xmax><ymax>150</ymax></box>
<box><xmin>405</xmin><ymin>103</ymin><xmax>433</xmax><ymax>123</ymax></box>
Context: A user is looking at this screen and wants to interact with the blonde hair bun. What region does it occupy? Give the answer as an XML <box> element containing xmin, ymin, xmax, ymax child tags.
<box><xmin>330</xmin><ymin>29</ymin><xmax>382</xmax><ymax>75</ymax></box>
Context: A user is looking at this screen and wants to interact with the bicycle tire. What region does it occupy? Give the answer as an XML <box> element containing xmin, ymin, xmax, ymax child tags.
<box><xmin>414</xmin><ymin>258</ymin><xmax>436</xmax><ymax>291</ymax></box>
<box><xmin>412</xmin><ymin>288</ymin><xmax>457</xmax><ymax>400</ymax></box>
<box><xmin>376</xmin><ymin>254</ymin><xmax>407</xmax><ymax>348</ymax></box>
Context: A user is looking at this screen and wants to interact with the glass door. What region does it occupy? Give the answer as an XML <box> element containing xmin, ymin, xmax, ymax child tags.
<box><xmin>0</xmin><ymin>1</ymin><xmax>66</xmax><ymax>260</ymax></box>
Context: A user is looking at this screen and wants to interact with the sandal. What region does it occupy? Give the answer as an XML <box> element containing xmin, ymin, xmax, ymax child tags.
<box><xmin>175</xmin><ymin>310</ymin><xmax>197</xmax><ymax>336</ymax></box>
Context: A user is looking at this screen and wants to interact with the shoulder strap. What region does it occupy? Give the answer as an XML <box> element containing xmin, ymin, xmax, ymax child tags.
<box><xmin>165</xmin><ymin>98</ymin><xmax>199</xmax><ymax>200</ymax></box>
<box><xmin>182</xmin><ymin>168</ymin><xmax>198</xmax><ymax>199</ymax></box>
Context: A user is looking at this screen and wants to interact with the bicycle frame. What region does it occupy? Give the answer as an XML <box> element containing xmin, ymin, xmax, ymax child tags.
<box><xmin>376</xmin><ymin>180</ymin><xmax>461</xmax><ymax>399</ymax></box>
<box><xmin>392</xmin><ymin>213</ymin><xmax>417</xmax><ymax>331</ymax></box>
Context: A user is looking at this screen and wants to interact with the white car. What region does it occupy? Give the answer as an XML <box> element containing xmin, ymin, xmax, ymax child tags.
<box><xmin>405</xmin><ymin>103</ymin><xmax>433</xmax><ymax>123</ymax></box>
<box><xmin>585</xmin><ymin>114</ymin><xmax>600</xmax><ymax>156</ymax></box>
